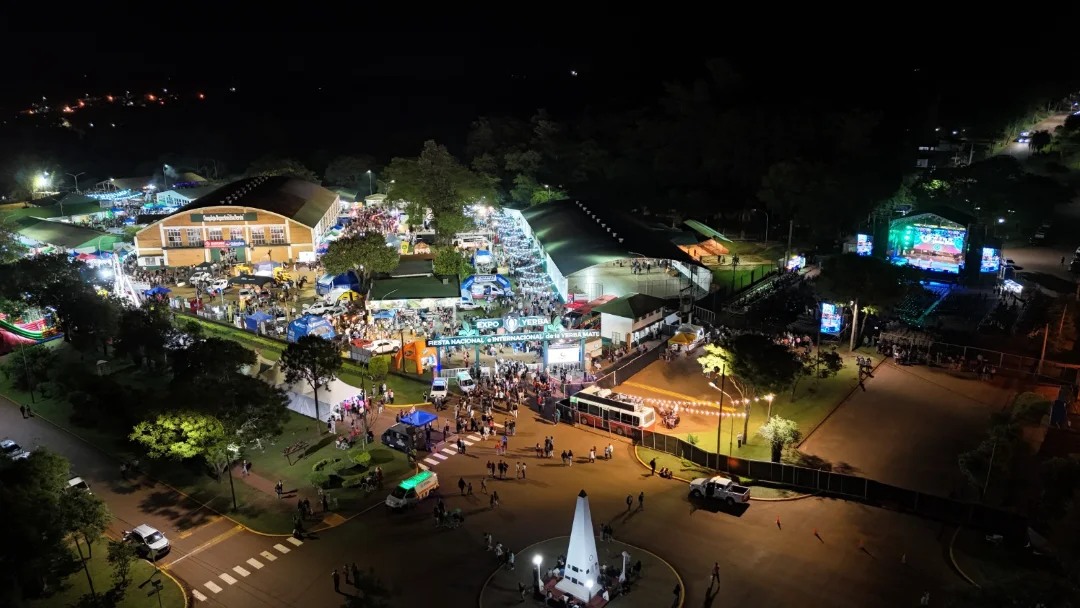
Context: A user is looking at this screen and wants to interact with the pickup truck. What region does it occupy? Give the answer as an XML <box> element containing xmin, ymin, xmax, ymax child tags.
<box><xmin>688</xmin><ymin>475</ymin><xmax>751</xmax><ymax>506</ymax></box>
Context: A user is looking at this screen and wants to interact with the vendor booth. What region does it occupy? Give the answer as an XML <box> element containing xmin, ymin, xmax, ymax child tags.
<box><xmin>244</xmin><ymin>311</ymin><xmax>272</xmax><ymax>332</ymax></box>
<box><xmin>317</xmin><ymin>270</ymin><xmax>361</xmax><ymax>296</ymax></box>
<box><xmin>286</xmin><ymin>314</ymin><xmax>337</xmax><ymax>342</ymax></box>
<box><xmin>393</xmin><ymin>339</ymin><xmax>438</xmax><ymax>374</ymax></box>
<box><xmin>283</xmin><ymin>377</ymin><xmax>359</xmax><ymax>422</ymax></box>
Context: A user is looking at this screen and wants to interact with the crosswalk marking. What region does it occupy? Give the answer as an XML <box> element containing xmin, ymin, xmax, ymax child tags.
<box><xmin>219</xmin><ymin>573</ymin><xmax>238</xmax><ymax>585</ymax></box>
<box><xmin>273</xmin><ymin>543</ymin><xmax>291</xmax><ymax>554</ymax></box>
<box><xmin>287</xmin><ymin>536</ymin><xmax>303</xmax><ymax>546</ymax></box>
<box><xmin>260</xmin><ymin>550</ymin><xmax>277</xmax><ymax>562</ymax></box>
<box><xmin>463</xmin><ymin>439</ymin><xmax>475</xmax><ymax>446</ymax></box>
<box><xmin>468</xmin><ymin>435</ymin><xmax>481</xmax><ymax>441</ymax></box>
<box><xmin>433</xmin><ymin>453</ymin><xmax>448</xmax><ymax>460</ymax></box>
<box><xmin>204</xmin><ymin>581</ymin><xmax>223</xmax><ymax>594</ymax></box>
<box><xmin>494</xmin><ymin>422</ymin><xmax>504</xmax><ymax>428</ymax></box>
<box><xmin>441</xmin><ymin>448</ymin><xmax>456</xmax><ymax>455</ymax></box>
<box><xmin>246</xmin><ymin>558</ymin><xmax>264</xmax><ymax>569</ymax></box>
<box><xmin>419</xmin><ymin>462</ymin><xmax>431</xmax><ymax>470</ymax></box>
<box><xmin>232</xmin><ymin>566</ymin><xmax>250</xmax><ymax>577</ymax></box>
<box><xmin>192</xmin><ymin>589</ymin><xmax>208</xmax><ymax>601</ymax></box>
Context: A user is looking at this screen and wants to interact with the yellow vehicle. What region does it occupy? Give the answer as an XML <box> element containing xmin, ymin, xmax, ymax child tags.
<box><xmin>232</xmin><ymin>263</ymin><xmax>253</xmax><ymax>276</ymax></box>
<box><xmin>273</xmin><ymin>267</ymin><xmax>294</xmax><ymax>282</ymax></box>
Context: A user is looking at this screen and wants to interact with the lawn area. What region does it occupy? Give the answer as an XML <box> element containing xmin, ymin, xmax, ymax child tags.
<box><xmin>951</xmin><ymin>527</ymin><xmax>1050</xmax><ymax>588</ymax></box>
<box><xmin>29</xmin><ymin>538</ymin><xmax>185</xmax><ymax>608</ymax></box>
<box><xmin>634</xmin><ymin>447</ymin><xmax>805</xmax><ymax>498</ymax></box>
<box><xmin>710</xmin><ymin>267</ymin><xmax>763</xmax><ymax>293</ymax></box>
<box><xmin>187</xmin><ymin>316</ymin><xmax>427</xmax><ymax>404</ymax></box>
<box><xmin>669</xmin><ymin>354</ymin><xmax>870</xmax><ymax>462</ymax></box>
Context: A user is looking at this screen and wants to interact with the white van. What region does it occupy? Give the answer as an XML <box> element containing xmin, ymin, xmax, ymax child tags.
<box><xmin>385</xmin><ymin>471</ymin><xmax>439</xmax><ymax>509</ymax></box>
<box><xmin>456</xmin><ymin>371</ymin><xmax>476</xmax><ymax>393</ymax></box>
<box><xmin>454</xmin><ymin>235</ymin><xmax>488</xmax><ymax>250</ymax></box>
<box><xmin>430</xmin><ymin>378</ymin><xmax>448</xmax><ymax>400</ymax></box>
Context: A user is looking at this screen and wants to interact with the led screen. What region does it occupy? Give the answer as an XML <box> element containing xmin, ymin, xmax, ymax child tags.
<box><xmin>980</xmin><ymin>247</ymin><xmax>1001</xmax><ymax>273</ymax></box>
<box><xmin>547</xmin><ymin>345</ymin><xmax>581</xmax><ymax>364</ymax></box>
<box><xmin>888</xmin><ymin>223</ymin><xmax>966</xmax><ymax>274</ymax></box>
<box><xmin>856</xmin><ymin>234</ymin><xmax>873</xmax><ymax>256</ymax></box>
<box><xmin>820</xmin><ymin>302</ymin><xmax>842</xmax><ymax>335</ymax></box>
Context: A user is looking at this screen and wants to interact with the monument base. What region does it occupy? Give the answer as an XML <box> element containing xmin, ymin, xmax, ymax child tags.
<box><xmin>546</xmin><ymin>577</ymin><xmax>608</xmax><ymax>607</ymax></box>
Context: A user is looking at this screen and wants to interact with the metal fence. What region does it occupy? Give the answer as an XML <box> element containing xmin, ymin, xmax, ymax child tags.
<box><xmin>593</xmin><ymin>342</ymin><xmax>664</xmax><ymax>390</ymax></box>
<box><xmin>879</xmin><ymin>332</ymin><xmax>1079</xmax><ymax>385</ymax></box>
<box><xmin>638</xmin><ymin>430</ymin><xmax>1027</xmax><ymax>538</ymax></box>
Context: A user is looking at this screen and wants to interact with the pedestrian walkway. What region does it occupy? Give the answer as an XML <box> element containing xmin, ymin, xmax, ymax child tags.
<box><xmin>419</xmin><ymin>421</ymin><xmax>504</xmax><ymax>470</ymax></box>
<box><xmin>190</xmin><ymin>535</ymin><xmax>306</xmax><ymax>603</ymax></box>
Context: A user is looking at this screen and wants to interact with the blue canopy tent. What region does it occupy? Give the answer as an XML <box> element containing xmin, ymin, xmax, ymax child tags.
<box><xmin>244</xmin><ymin>310</ymin><xmax>273</xmax><ymax>331</ymax></box>
<box><xmin>143</xmin><ymin>286</ymin><xmax>171</xmax><ymax>297</ymax></box>
<box><xmin>286</xmin><ymin>315</ymin><xmax>337</xmax><ymax>342</ymax></box>
<box><xmin>316</xmin><ymin>270</ymin><xmax>361</xmax><ymax>295</ymax></box>
<box><xmin>473</xmin><ymin>249</ymin><xmax>493</xmax><ymax>266</ymax></box>
<box><xmin>462</xmin><ymin>274</ymin><xmax>512</xmax><ymax>292</ymax></box>
<box><xmin>371</xmin><ymin>310</ymin><xmax>395</xmax><ymax>320</ymax></box>
<box><xmin>399</xmin><ymin>410</ymin><xmax>437</xmax><ymax>428</ymax></box>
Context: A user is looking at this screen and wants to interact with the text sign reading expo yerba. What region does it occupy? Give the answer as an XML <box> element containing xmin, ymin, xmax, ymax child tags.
<box><xmin>427</xmin><ymin>330</ymin><xmax>599</xmax><ymax>347</ymax></box>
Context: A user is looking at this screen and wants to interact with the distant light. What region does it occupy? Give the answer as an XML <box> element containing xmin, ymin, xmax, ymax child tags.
<box><xmin>162</xmin><ymin>88</ymin><xmax>168</xmax><ymax>93</ymax></box>
<box><xmin>997</xmin><ymin>218</ymin><xmax>1006</xmax><ymax>224</ymax></box>
<box><xmin>229</xmin><ymin>87</ymin><xmax>237</xmax><ymax>92</ymax></box>
<box><xmin>198</xmin><ymin>93</ymin><xmax>205</xmax><ymax>100</ymax></box>
<box><xmin>951</xmin><ymin>130</ymin><xmax>958</xmax><ymax>135</ymax></box>
<box><xmin>110</xmin><ymin>123</ymin><xmax>116</xmax><ymax>127</ymax></box>
<box><xmin>147</xmin><ymin>94</ymin><xmax>156</xmax><ymax>101</ymax></box>
<box><xmin>89</xmin><ymin>122</ymin><xmax>94</xmax><ymax>127</ymax></box>
<box><xmin>934</xmin><ymin>127</ymin><xmax>940</xmax><ymax>132</ymax></box>
<box><xmin>107</xmin><ymin>95</ymin><xmax>114</xmax><ymax>102</ymax></box>
<box><xmin>570</xmin><ymin>70</ymin><xmax>578</xmax><ymax>77</ymax></box>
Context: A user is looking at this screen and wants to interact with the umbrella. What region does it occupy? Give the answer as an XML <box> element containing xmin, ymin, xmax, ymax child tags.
<box><xmin>669</xmin><ymin>332</ymin><xmax>697</xmax><ymax>346</ymax></box>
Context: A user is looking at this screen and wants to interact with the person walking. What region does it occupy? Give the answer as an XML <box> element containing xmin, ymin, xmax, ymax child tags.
<box><xmin>274</xmin><ymin>480</ymin><xmax>283</xmax><ymax>499</ymax></box>
<box><xmin>649</xmin><ymin>458</ymin><xmax>657</xmax><ymax>475</ymax></box>
<box><xmin>241</xmin><ymin>459</ymin><xmax>249</xmax><ymax>477</ymax></box>
<box><xmin>467</xmin><ymin>481</ymin><xmax>474</xmax><ymax>495</ymax></box>
<box><xmin>589</xmin><ymin>447</ymin><xmax>596</xmax><ymax>463</ymax></box>
<box><xmin>351</xmin><ymin>563</ymin><xmax>360</xmax><ymax>587</ymax></box>
<box><xmin>626</xmin><ymin>494</ymin><xmax>633</xmax><ymax>512</ymax></box>
<box><xmin>520</xmin><ymin>462</ymin><xmax>527</xmax><ymax>479</ymax></box>
<box><xmin>19</xmin><ymin>404</ymin><xmax>26</xmax><ymax>419</ymax></box>
<box><xmin>491</xmin><ymin>490</ymin><xmax>500</xmax><ymax>508</ymax></box>
<box><xmin>710</xmin><ymin>562</ymin><xmax>720</xmax><ymax>587</ymax></box>
<box><xmin>458</xmin><ymin>477</ymin><xmax>467</xmax><ymax>495</ymax></box>
<box><xmin>332</xmin><ymin>569</ymin><xmax>340</xmax><ymax>592</ymax></box>
<box><xmin>322</xmin><ymin>491</ymin><xmax>330</xmax><ymax>513</ymax></box>
<box><xmin>481</xmin><ymin>477</ymin><xmax>489</xmax><ymax>493</ymax></box>
<box><xmin>638</xmin><ymin>491</ymin><xmax>645</xmax><ymax>510</ymax></box>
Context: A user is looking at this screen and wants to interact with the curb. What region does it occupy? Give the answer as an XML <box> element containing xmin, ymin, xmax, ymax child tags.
<box><xmin>477</xmin><ymin>535</ymin><xmax>685</xmax><ymax>608</ymax></box>
<box><xmin>948</xmin><ymin>526</ymin><xmax>981</xmax><ymax>588</ymax></box>
<box><xmin>631</xmin><ymin>446</ymin><xmax>814</xmax><ymax>502</ymax></box>
<box><xmin>159</xmin><ymin>564</ymin><xmax>192</xmax><ymax>608</ymax></box>
<box><xmin>796</xmin><ymin>354</ymin><xmax>888</xmax><ymax>449</ymax></box>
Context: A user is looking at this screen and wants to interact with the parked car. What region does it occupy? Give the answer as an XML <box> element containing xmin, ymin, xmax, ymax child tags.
<box><xmin>458</xmin><ymin>297</ymin><xmax>483</xmax><ymax>311</ymax></box>
<box><xmin>368</xmin><ymin>339</ymin><xmax>401</xmax><ymax>355</ymax></box>
<box><xmin>688</xmin><ymin>475</ymin><xmax>751</xmax><ymax>506</ymax></box>
<box><xmin>1</xmin><ymin>438</ymin><xmax>30</xmax><ymax>460</ymax></box>
<box><xmin>189</xmin><ymin>271</ymin><xmax>212</xmax><ymax>284</ymax></box>
<box><xmin>67</xmin><ymin>476</ymin><xmax>91</xmax><ymax>493</ymax></box>
<box><xmin>429</xmin><ymin>378</ymin><xmax>448</xmax><ymax>400</ymax></box>
<box><xmin>238</xmin><ymin>288</ymin><xmax>257</xmax><ymax>299</ymax></box>
<box><xmin>303</xmin><ymin>302</ymin><xmax>347</xmax><ymax>316</ymax></box>
<box><xmin>124</xmin><ymin>524</ymin><xmax>170</xmax><ymax>558</ymax></box>
<box><xmin>209</xmin><ymin>278</ymin><xmax>230</xmax><ymax>292</ymax></box>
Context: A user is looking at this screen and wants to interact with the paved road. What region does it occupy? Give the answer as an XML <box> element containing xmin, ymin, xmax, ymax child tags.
<box><xmin>999</xmin><ymin>113</ymin><xmax>1068</xmax><ymax>160</ymax></box>
<box><xmin>799</xmin><ymin>362</ymin><xmax>1015</xmax><ymax>497</ymax></box>
<box><xmin>5</xmin><ymin>377</ymin><xmax>968</xmax><ymax>608</ymax></box>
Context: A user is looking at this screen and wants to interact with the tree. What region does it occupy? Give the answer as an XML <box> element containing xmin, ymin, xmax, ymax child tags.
<box><xmin>129</xmin><ymin>411</ymin><xmax>228</xmax><ymax>471</ymax></box>
<box><xmin>281</xmin><ymin>335</ymin><xmax>343</xmax><ymax>431</ymax></box>
<box><xmin>195</xmin><ymin>373</ymin><xmax>291</xmax><ymax>449</ymax></box>
<box><xmin>66</xmin><ymin>292</ymin><xmax>122</xmax><ymax>356</ymax></box>
<box><xmin>817</xmin><ymin>253</ymin><xmax>918</xmax><ymax>347</ymax></box>
<box><xmin>170</xmin><ymin>337</ymin><xmax>256</xmax><ymax>385</ymax></box>
<box><xmin>509</xmin><ymin>174</ymin><xmax>565</xmax><ymax>205</ymax></box>
<box><xmin>113</xmin><ymin>301</ymin><xmax>175</xmax><ymax>369</ymax></box>
<box><xmin>1</xmin><ymin>343</ymin><xmax>55</xmax><ymax>391</ymax></box>
<box><xmin>0</xmin><ymin>216</ymin><xmax>27</xmax><ymax>263</ymax></box>
<box><xmin>367</xmin><ymin>355</ymin><xmax>389</xmax><ymax>381</ymax></box>
<box><xmin>0</xmin><ymin>253</ymin><xmax>89</xmax><ymax>342</ymax></box>
<box><xmin>758</xmin><ymin>416</ymin><xmax>801</xmax><ymax>463</ymax></box>
<box><xmin>106</xmin><ymin>540</ymin><xmax>137</xmax><ymax>588</ymax></box>
<box><xmin>1030</xmin><ymin>129</ymin><xmax>1052</xmax><ymax>153</ymax></box>
<box><xmin>722</xmin><ymin>333</ymin><xmax>803</xmax><ymax>439</ymax></box>
<box><xmin>245</xmin><ymin>157</ymin><xmax>320</xmax><ymax>183</ymax></box>
<box><xmin>325</xmin><ymin>155</ymin><xmax>376</xmax><ymax>190</ymax></box>
<box><xmin>0</xmin><ymin>449</ymin><xmax>84</xmax><ymax>600</ymax></box>
<box><xmin>60</xmin><ymin>487</ymin><xmax>110</xmax><ymax>559</ymax></box>
<box><xmin>432</xmin><ymin>247</ymin><xmax>472</xmax><ymax>279</ymax></box>
<box><xmin>695</xmin><ymin>343</ymin><xmax>727</xmax><ymax>377</ymax></box>
<box><xmin>321</xmin><ymin>232</ymin><xmax>399</xmax><ymax>278</ymax></box>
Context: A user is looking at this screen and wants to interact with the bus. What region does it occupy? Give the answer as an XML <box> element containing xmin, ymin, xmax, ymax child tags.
<box><xmin>558</xmin><ymin>385</ymin><xmax>656</xmax><ymax>438</ymax></box>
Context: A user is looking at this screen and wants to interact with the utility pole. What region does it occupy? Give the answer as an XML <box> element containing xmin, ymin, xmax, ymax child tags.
<box><xmin>715</xmin><ymin>366</ymin><xmax>726</xmax><ymax>460</ymax></box>
<box><xmin>1038</xmin><ymin>322</ymin><xmax>1050</xmax><ymax>376</ymax></box>
<box><xmin>849</xmin><ymin>299</ymin><xmax>860</xmax><ymax>352</ymax></box>
<box><xmin>785</xmin><ymin>220</ymin><xmax>794</xmax><ymax>268</ymax></box>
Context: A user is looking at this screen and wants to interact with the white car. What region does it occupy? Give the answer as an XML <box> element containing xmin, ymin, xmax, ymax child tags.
<box><xmin>368</xmin><ymin>339</ymin><xmax>401</xmax><ymax>355</ymax></box>
<box><xmin>429</xmin><ymin>378</ymin><xmax>448</xmax><ymax>400</ymax></box>
<box><xmin>471</xmin><ymin>285</ymin><xmax>505</xmax><ymax>298</ymax></box>
<box><xmin>458</xmin><ymin>297</ymin><xmax>482</xmax><ymax>311</ymax></box>
<box><xmin>238</xmin><ymin>288</ymin><xmax>257</xmax><ymax>299</ymax></box>
<box><xmin>67</xmin><ymin>476</ymin><xmax>91</xmax><ymax>493</ymax></box>
<box><xmin>124</xmin><ymin>524</ymin><xmax>170</xmax><ymax>558</ymax></box>
<box><xmin>303</xmin><ymin>302</ymin><xmax>346</xmax><ymax>316</ymax></box>
<box><xmin>189</xmin><ymin>271</ymin><xmax>212</xmax><ymax>284</ymax></box>
<box><xmin>209</xmin><ymin>278</ymin><xmax>230</xmax><ymax>292</ymax></box>
<box><xmin>1</xmin><ymin>438</ymin><xmax>29</xmax><ymax>460</ymax></box>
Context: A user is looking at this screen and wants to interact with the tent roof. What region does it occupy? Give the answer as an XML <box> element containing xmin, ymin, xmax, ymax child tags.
<box><xmin>669</xmin><ymin>332</ymin><xmax>697</xmax><ymax>345</ymax></box>
<box><xmin>246</xmin><ymin>311</ymin><xmax>272</xmax><ymax>321</ymax></box>
<box><xmin>174</xmin><ymin>176</ymin><xmax>339</xmax><ymax>228</ymax></box>
<box><xmin>519</xmin><ymin>200</ymin><xmax>703</xmax><ymax>276</ymax></box>
<box><xmin>15</xmin><ymin>217</ymin><xmax>118</xmax><ymax>250</ymax></box>
<box><xmin>368</xmin><ymin>276</ymin><xmax>460</xmax><ymax>301</ymax></box>
<box><xmin>593</xmin><ymin>293</ymin><xmax>668</xmax><ymax>319</ymax></box>
<box><xmin>399</xmin><ymin>410</ymin><xmax>437</xmax><ymax>427</ymax></box>
<box><xmin>684</xmin><ymin>219</ymin><xmax>734</xmax><ymax>242</ymax></box>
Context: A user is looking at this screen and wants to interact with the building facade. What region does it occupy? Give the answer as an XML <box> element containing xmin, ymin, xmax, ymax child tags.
<box><xmin>134</xmin><ymin>176</ymin><xmax>340</xmax><ymax>268</ymax></box>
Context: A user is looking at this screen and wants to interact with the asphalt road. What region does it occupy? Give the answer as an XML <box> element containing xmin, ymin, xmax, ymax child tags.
<box><xmin>4</xmin><ymin>375</ymin><xmax>968</xmax><ymax>607</ymax></box>
<box><xmin>799</xmin><ymin>362</ymin><xmax>1015</xmax><ymax>497</ymax></box>
<box><xmin>999</xmin><ymin>113</ymin><xmax>1068</xmax><ymax>161</ymax></box>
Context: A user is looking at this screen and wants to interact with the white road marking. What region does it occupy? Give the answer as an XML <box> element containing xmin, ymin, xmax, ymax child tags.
<box><xmin>418</xmin><ymin>462</ymin><xmax>430</xmax><ymax>470</ymax></box>
<box><xmin>463</xmin><ymin>440</ymin><xmax>475</xmax><ymax>446</ymax></box>
<box><xmin>192</xmin><ymin>589</ymin><xmax>208</xmax><ymax>601</ymax></box>
<box><xmin>287</xmin><ymin>536</ymin><xmax>303</xmax><ymax>546</ymax></box>
<box><xmin>232</xmin><ymin>566</ymin><xmax>250</xmax><ymax>577</ymax></box>
<box><xmin>273</xmin><ymin>543</ymin><xmax>291</xmax><ymax>554</ymax></box>
<box><xmin>433</xmin><ymin>453</ymin><xmax>448</xmax><ymax>460</ymax></box>
<box><xmin>260</xmin><ymin>550</ymin><xmax>277</xmax><ymax>562</ymax></box>
<box><xmin>204</xmin><ymin>581</ymin><xmax>223</xmax><ymax>594</ymax></box>
<box><xmin>494</xmin><ymin>422</ymin><xmax>504</xmax><ymax>428</ymax></box>
<box><xmin>441</xmin><ymin>448</ymin><xmax>456</xmax><ymax>455</ymax></box>
<box><xmin>423</xmin><ymin>458</ymin><xmax>439</xmax><ymax>465</ymax></box>
<box><xmin>246</xmin><ymin>558</ymin><xmax>264</xmax><ymax>569</ymax></box>
<box><xmin>219</xmin><ymin>573</ymin><xmax>238</xmax><ymax>585</ymax></box>
<box><xmin>468</xmin><ymin>435</ymin><xmax>481</xmax><ymax>441</ymax></box>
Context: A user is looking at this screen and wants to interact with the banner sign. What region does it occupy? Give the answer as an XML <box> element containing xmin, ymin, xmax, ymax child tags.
<box><xmin>205</xmin><ymin>240</ymin><xmax>246</xmax><ymax>248</ymax></box>
<box><xmin>473</xmin><ymin>315</ymin><xmax>550</xmax><ymax>332</ymax></box>
<box><xmin>191</xmin><ymin>212</ymin><xmax>258</xmax><ymax>222</ymax></box>
<box><xmin>820</xmin><ymin>302</ymin><xmax>842</xmax><ymax>335</ymax></box>
<box><xmin>428</xmin><ymin>329</ymin><xmax>599</xmax><ymax>347</ymax></box>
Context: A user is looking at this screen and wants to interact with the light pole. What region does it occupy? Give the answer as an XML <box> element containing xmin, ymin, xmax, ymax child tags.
<box><xmin>709</xmin><ymin>366</ymin><xmax>726</xmax><ymax>461</ymax></box>
<box><xmin>753</xmin><ymin>208</ymin><xmax>770</xmax><ymax>243</ymax></box>
<box><xmin>162</xmin><ymin>164</ymin><xmax>171</xmax><ymax>190</ymax></box>
<box><xmin>66</xmin><ymin>172</ymin><xmax>86</xmax><ymax>194</ymax></box>
<box><xmin>366</xmin><ymin>170</ymin><xmax>373</xmax><ymax>196</ymax></box>
<box><xmin>34</xmin><ymin>172</ymin><xmax>50</xmax><ymax>199</ymax></box>
<box><xmin>533</xmin><ymin>554</ymin><xmax>543</xmax><ymax>592</ymax></box>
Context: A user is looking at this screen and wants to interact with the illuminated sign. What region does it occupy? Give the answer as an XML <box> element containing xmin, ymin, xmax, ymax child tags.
<box><xmin>856</xmin><ymin>234</ymin><xmax>873</xmax><ymax>256</ymax></box>
<box><xmin>205</xmin><ymin>240</ymin><xmax>246</xmax><ymax>248</ymax></box>
<box><xmin>428</xmin><ymin>329</ymin><xmax>599</xmax><ymax>347</ymax></box>
<box><xmin>820</xmin><ymin>302</ymin><xmax>842</xmax><ymax>335</ymax></box>
<box><xmin>474</xmin><ymin>316</ymin><xmax>550</xmax><ymax>332</ymax></box>
<box><xmin>190</xmin><ymin>212</ymin><xmax>258</xmax><ymax>222</ymax></box>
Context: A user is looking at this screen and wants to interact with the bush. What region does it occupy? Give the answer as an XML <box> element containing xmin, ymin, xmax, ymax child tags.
<box><xmin>367</xmin><ymin>355</ymin><xmax>390</xmax><ymax>381</ymax></box>
<box><xmin>312</xmin><ymin>457</ymin><xmax>340</xmax><ymax>473</ymax></box>
<box><xmin>342</xmin><ymin>476</ymin><xmax>367</xmax><ymax>488</ymax></box>
<box><xmin>309</xmin><ymin>471</ymin><xmax>330</xmax><ymax>489</ymax></box>
<box><xmin>1012</xmin><ymin>392</ymin><xmax>1050</xmax><ymax>424</ymax></box>
<box><xmin>686</xmin><ymin>434</ymin><xmax>699</xmax><ymax>446</ymax></box>
<box><xmin>350</xmin><ymin>449</ymin><xmax>373</xmax><ymax>467</ymax></box>
<box><xmin>1</xmin><ymin>344</ymin><xmax>55</xmax><ymax>391</ymax></box>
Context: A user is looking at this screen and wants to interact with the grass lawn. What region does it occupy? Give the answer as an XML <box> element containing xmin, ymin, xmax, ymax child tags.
<box><xmin>634</xmin><ymin>447</ymin><xmax>804</xmax><ymax>498</ymax></box>
<box><xmin>30</xmin><ymin>538</ymin><xmax>185</xmax><ymax>608</ymax></box>
<box><xmin>188</xmin><ymin>316</ymin><xmax>427</xmax><ymax>404</ymax></box>
<box><xmin>670</xmin><ymin>356</ymin><xmax>868</xmax><ymax>462</ymax></box>
<box><xmin>950</xmin><ymin>526</ymin><xmax>1052</xmax><ymax>588</ymax></box>
<box><xmin>710</xmin><ymin>267</ymin><xmax>764</xmax><ymax>293</ymax></box>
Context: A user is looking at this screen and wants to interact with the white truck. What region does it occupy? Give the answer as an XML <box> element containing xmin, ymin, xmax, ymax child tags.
<box><xmin>688</xmin><ymin>475</ymin><xmax>751</xmax><ymax>506</ymax></box>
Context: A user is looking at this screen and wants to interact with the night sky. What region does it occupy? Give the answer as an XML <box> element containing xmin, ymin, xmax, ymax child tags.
<box><xmin>1</xmin><ymin>26</ymin><xmax>1077</xmax><ymax>174</ymax></box>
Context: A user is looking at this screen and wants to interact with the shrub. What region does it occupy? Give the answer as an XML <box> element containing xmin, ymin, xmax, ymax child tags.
<box><xmin>342</xmin><ymin>476</ymin><xmax>367</xmax><ymax>488</ymax></box>
<box><xmin>686</xmin><ymin>434</ymin><xmax>699</xmax><ymax>446</ymax></box>
<box><xmin>367</xmin><ymin>355</ymin><xmax>390</xmax><ymax>381</ymax></box>
<box><xmin>350</xmin><ymin>449</ymin><xmax>373</xmax><ymax>467</ymax></box>
<box><xmin>309</xmin><ymin>471</ymin><xmax>330</xmax><ymax>489</ymax></box>
<box><xmin>312</xmin><ymin>457</ymin><xmax>340</xmax><ymax>473</ymax></box>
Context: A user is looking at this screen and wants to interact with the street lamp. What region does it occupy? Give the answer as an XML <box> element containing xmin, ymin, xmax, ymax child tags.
<box><xmin>532</xmin><ymin>554</ymin><xmax>543</xmax><ymax>591</ymax></box>
<box><xmin>162</xmin><ymin>164</ymin><xmax>171</xmax><ymax>190</ymax></box>
<box><xmin>66</xmin><ymin>171</ymin><xmax>86</xmax><ymax>194</ymax></box>
<box><xmin>366</xmin><ymin>170</ymin><xmax>373</xmax><ymax>196</ymax></box>
<box><xmin>585</xmin><ymin>579</ymin><xmax>594</xmax><ymax>601</ymax></box>
<box><xmin>709</xmin><ymin>365</ymin><xmax>727</xmax><ymax>464</ymax></box>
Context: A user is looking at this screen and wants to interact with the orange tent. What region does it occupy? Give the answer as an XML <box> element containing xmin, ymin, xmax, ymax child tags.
<box><xmin>393</xmin><ymin>339</ymin><xmax>438</xmax><ymax>374</ymax></box>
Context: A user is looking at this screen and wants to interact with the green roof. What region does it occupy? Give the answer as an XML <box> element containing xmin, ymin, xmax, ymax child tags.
<box><xmin>176</xmin><ymin>176</ymin><xmax>339</xmax><ymax>228</ymax></box>
<box><xmin>334</xmin><ymin>188</ymin><xmax>360</xmax><ymax>202</ymax></box>
<box><xmin>593</xmin><ymin>293</ymin><xmax>668</xmax><ymax>319</ymax></box>
<box><xmin>2</xmin><ymin>197</ymin><xmax>108</xmax><ymax>221</ymax></box>
<box><xmin>368</xmin><ymin>275</ymin><xmax>461</xmax><ymax>301</ymax></box>
<box><xmin>684</xmin><ymin>220</ymin><xmax>733</xmax><ymax>242</ymax></box>
<box><xmin>399</xmin><ymin>470</ymin><xmax>434</xmax><ymax>490</ymax></box>
<box><xmin>15</xmin><ymin>218</ymin><xmax>123</xmax><ymax>250</ymax></box>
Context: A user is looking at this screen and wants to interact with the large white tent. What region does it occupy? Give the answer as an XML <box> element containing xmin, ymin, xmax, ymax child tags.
<box><xmin>283</xmin><ymin>377</ymin><xmax>360</xmax><ymax>422</ymax></box>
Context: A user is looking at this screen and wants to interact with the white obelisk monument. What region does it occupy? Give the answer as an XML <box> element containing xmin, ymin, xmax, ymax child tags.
<box><xmin>555</xmin><ymin>490</ymin><xmax>602</xmax><ymax>601</ymax></box>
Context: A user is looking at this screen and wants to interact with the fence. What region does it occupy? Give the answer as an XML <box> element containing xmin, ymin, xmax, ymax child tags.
<box><xmin>593</xmin><ymin>341</ymin><xmax>665</xmax><ymax>390</ymax></box>
<box><xmin>879</xmin><ymin>332</ymin><xmax>1079</xmax><ymax>385</ymax></box>
<box><xmin>637</xmin><ymin>430</ymin><xmax>1028</xmax><ymax>538</ymax></box>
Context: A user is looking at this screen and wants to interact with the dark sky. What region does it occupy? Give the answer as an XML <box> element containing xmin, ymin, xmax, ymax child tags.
<box><xmin>1</xmin><ymin>24</ymin><xmax>1078</xmax><ymax>175</ymax></box>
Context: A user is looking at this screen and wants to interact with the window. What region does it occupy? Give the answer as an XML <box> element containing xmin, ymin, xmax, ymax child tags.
<box><xmin>186</xmin><ymin>228</ymin><xmax>202</xmax><ymax>246</ymax></box>
<box><xmin>165</xmin><ymin>228</ymin><xmax>182</xmax><ymax>247</ymax></box>
<box><xmin>207</xmin><ymin>228</ymin><xmax>222</xmax><ymax>241</ymax></box>
<box><xmin>251</xmin><ymin>228</ymin><xmax>266</xmax><ymax>245</ymax></box>
<box><xmin>270</xmin><ymin>226</ymin><xmax>286</xmax><ymax>244</ymax></box>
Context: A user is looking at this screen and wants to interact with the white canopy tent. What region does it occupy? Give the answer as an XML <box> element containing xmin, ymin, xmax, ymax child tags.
<box><xmin>283</xmin><ymin>377</ymin><xmax>360</xmax><ymax>423</ymax></box>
